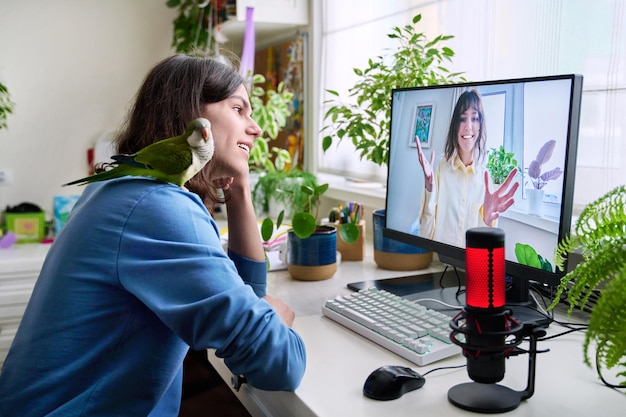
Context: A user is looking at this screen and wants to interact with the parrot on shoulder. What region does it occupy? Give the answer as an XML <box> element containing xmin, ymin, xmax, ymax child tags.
<box><xmin>64</xmin><ymin>118</ymin><xmax>214</xmax><ymax>187</ymax></box>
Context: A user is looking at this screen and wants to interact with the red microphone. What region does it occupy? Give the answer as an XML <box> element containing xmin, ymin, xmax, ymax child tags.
<box><xmin>449</xmin><ymin>228</ymin><xmax>544</xmax><ymax>413</ymax></box>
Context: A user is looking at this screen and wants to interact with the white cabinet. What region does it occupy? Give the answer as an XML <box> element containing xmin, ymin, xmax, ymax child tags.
<box><xmin>221</xmin><ymin>0</ymin><xmax>309</xmax><ymax>48</ymax></box>
<box><xmin>0</xmin><ymin>244</ymin><xmax>49</xmax><ymax>367</ymax></box>
<box><xmin>230</xmin><ymin>0</ymin><xmax>308</xmax><ymax>25</ymax></box>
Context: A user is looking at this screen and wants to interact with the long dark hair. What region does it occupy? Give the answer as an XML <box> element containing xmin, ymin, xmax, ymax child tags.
<box><xmin>114</xmin><ymin>53</ymin><xmax>245</xmax><ymax>206</ymax></box>
<box><xmin>443</xmin><ymin>89</ymin><xmax>487</xmax><ymax>163</ymax></box>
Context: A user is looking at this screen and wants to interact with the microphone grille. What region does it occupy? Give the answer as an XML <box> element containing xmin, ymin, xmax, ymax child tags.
<box><xmin>465</xmin><ymin>227</ymin><xmax>506</xmax><ymax>310</ymax></box>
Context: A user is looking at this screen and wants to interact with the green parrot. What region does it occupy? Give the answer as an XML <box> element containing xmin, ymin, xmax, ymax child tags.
<box><xmin>64</xmin><ymin>118</ymin><xmax>214</xmax><ymax>187</ymax></box>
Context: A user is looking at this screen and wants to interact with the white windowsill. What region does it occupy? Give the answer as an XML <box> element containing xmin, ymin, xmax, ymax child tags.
<box><xmin>316</xmin><ymin>173</ymin><xmax>387</xmax><ymax>210</ymax></box>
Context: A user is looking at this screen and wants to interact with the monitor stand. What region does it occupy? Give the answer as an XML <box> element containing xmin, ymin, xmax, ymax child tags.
<box><xmin>347</xmin><ymin>269</ymin><xmax>551</xmax><ymax>327</ymax></box>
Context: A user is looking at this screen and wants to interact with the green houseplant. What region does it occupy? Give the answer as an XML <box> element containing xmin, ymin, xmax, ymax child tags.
<box><xmin>259</xmin><ymin>181</ymin><xmax>339</xmax><ymax>281</ymax></box>
<box><xmin>487</xmin><ymin>145</ymin><xmax>520</xmax><ymax>185</ymax></box>
<box><xmin>549</xmin><ymin>184</ymin><xmax>626</xmax><ymax>387</ymax></box>
<box><xmin>321</xmin><ymin>13</ymin><xmax>466</xmax><ymax>166</ymax></box>
<box><xmin>253</xmin><ymin>169</ymin><xmax>317</xmax><ymax>219</ymax></box>
<box><xmin>166</xmin><ymin>0</ymin><xmax>224</xmax><ymax>54</ymax></box>
<box><xmin>248</xmin><ymin>73</ymin><xmax>293</xmax><ymax>174</ymax></box>
<box><xmin>0</xmin><ymin>81</ymin><xmax>16</xmax><ymax>131</ymax></box>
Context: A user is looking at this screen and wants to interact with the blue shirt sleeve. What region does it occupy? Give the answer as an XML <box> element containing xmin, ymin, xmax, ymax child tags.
<box><xmin>227</xmin><ymin>248</ymin><xmax>267</xmax><ymax>297</ymax></box>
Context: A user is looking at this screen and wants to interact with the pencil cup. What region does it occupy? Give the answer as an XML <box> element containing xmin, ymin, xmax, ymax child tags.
<box><xmin>335</xmin><ymin>220</ymin><xmax>366</xmax><ymax>261</ymax></box>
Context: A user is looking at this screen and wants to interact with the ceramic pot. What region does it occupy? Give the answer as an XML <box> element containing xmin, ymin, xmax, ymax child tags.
<box><xmin>287</xmin><ymin>225</ymin><xmax>337</xmax><ymax>281</ymax></box>
<box><xmin>372</xmin><ymin>209</ymin><xmax>433</xmax><ymax>271</ymax></box>
<box><xmin>526</xmin><ymin>188</ymin><xmax>544</xmax><ymax>217</ymax></box>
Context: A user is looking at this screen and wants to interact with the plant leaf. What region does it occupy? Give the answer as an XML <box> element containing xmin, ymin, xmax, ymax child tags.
<box><xmin>291</xmin><ymin>212</ymin><xmax>317</xmax><ymax>239</ymax></box>
<box><xmin>339</xmin><ymin>222</ymin><xmax>359</xmax><ymax>244</ymax></box>
<box><xmin>514</xmin><ymin>243</ymin><xmax>542</xmax><ymax>269</ymax></box>
<box><xmin>261</xmin><ymin>217</ymin><xmax>275</xmax><ymax>242</ymax></box>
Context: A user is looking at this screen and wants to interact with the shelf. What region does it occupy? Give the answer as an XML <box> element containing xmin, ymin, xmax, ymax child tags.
<box><xmin>220</xmin><ymin>0</ymin><xmax>309</xmax><ymax>49</ymax></box>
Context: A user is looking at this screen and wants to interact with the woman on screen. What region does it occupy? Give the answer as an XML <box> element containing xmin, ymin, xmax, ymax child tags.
<box><xmin>414</xmin><ymin>89</ymin><xmax>519</xmax><ymax>247</ymax></box>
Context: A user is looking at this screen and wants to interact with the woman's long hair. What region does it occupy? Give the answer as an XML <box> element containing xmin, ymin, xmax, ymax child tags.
<box><xmin>443</xmin><ymin>89</ymin><xmax>487</xmax><ymax>164</ymax></box>
<box><xmin>114</xmin><ymin>53</ymin><xmax>245</xmax><ymax>206</ymax></box>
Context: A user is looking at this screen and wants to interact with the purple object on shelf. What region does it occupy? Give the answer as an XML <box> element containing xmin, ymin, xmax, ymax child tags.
<box><xmin>238</xmin><ymin>7</ymin><xmax>255</xmax><ymax>84</ymax></box>
<box><xmin>0</xmin><ymin>231</ymin><xmax>17</xmax><ymax>248</ymax></box>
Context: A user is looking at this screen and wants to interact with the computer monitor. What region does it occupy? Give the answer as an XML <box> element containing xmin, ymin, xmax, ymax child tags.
<box><xmin>383</xmin><ymin>74</ymin><xmax>583</xmax><ymax>306</ymax></box>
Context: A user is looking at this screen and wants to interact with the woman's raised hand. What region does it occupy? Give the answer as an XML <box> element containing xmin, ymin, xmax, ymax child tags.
<box><xmin>483</xmin><ymin>168</ymin><xmax>520</xmax><ymax>224</ymax></box>
<box><xmin>416</xmin><ymin>137</ymin><xmax>435</xmax><ymax>192</ymax></box>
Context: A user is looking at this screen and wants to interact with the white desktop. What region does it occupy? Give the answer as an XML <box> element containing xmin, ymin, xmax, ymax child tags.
<box><xmin>207</xmin><ymin>247</ymin><xmax>624</xmax><ymax>417</ymax></box>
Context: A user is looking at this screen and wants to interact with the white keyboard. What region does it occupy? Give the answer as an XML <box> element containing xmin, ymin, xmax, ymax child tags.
<box><xmin>322</xmin><ymin>288</ymin><xmax>462</xmax><ymax>366</ymax></box>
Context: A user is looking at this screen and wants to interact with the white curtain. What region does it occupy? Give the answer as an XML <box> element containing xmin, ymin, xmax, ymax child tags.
<box><xmin>316</xmin><ymin>0</ymin><xmax>626</xmax><ymax>210</ymax></box>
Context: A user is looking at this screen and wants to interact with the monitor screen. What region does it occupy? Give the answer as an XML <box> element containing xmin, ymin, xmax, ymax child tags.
<box><xmin>384</xmin><ymin>74</ymin><xmax>583</xmax><ymax>289</ymax></box>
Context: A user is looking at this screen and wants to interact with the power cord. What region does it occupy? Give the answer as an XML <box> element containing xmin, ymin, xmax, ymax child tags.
<box><xmin>421</xmin><ymin>364</ymin><xmax>467</xmax><ymax>378</ymax></box>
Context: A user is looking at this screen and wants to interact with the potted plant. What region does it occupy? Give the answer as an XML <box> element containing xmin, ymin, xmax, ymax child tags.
<box><xmin>487</xmin><ymin>145</ymin><xmax>520</xmax><ymax>185</ymax></box>
<box><xmin>0</xmin><ymin>81</ymin><xmax>16</xmax><ymax>131</ymax></box>
<box><xmin>525</xmin><ymin>139</ymin><xmax>563</xmax><ymax>216</ymax></box>
<box><xmin>320</xmin><ymin>13</ymin><xmax>466</xmax><ymax>270</ymax></box>
<box><xmin>261</xmin><ymin>181</ymin><xmax>339</xmax><ymax>281</ymax></box>
<box><xmin>549</xmin><ymin>184</ymin><xmax>626</xmax><ymax>388</ymax></box>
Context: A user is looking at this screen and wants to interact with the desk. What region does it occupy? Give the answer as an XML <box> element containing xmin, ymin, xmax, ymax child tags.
<box><xmin>208</xmin><ymin>249</ymin><xmax>624</xmax><ymax>416</ymax></box>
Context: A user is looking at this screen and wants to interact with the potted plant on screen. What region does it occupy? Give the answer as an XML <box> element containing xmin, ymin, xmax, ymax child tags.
<box><xmin>549</xmin><ymin>184</ymin><xmax>626</xmax><ymax>388</ymax></box>
<box><xmin>320</xmin><ymin>13</ymin><xmax>466</xmax><ymax>271</ymax></box>
<box><xmin>487</xmin><ymin>145</ymin><xmax>520</xmax><ymax>185</ymax></box>
<box><xmin>525</xmin><ymin>139</ymin><xmax>563</xmax><ymax>217</ymax></box>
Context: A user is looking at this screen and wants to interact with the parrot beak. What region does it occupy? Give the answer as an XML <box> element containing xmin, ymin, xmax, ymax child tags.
<box><xmin>201</xmin><ymin>127</ymin><xmax>210</xmax><ymax>141</ymax></box>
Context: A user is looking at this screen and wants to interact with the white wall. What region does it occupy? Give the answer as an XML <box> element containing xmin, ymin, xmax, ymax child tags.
<box><xmin>0</xmin><ymin>0</ymin><xmax>177</xmax><ymax>215</ymax></box>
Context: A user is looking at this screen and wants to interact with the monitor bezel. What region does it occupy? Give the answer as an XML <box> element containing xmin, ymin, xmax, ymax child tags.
<box><xmin>383</xmin><ymin>74</ymin><xmax>584</xmax><ymax>288</ymax></box>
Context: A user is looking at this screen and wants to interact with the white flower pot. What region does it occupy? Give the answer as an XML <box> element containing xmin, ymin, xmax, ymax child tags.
<box><xmin>526</xmin><ymin>188</ymin><xmax>544</xmax><ymax>217</ymax></box>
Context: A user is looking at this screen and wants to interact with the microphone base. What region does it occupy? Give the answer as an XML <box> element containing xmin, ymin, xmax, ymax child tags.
<box><xmin>448</xmin><ymin>382</ymin><xmax>522</xmax><ymax>414</ymax></box>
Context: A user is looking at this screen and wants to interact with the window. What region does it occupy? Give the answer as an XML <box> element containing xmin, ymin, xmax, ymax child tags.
<box><xmin>313</xmin><ymin>0</ymin><xmax>626</xmax><ymax>212</ymax></box>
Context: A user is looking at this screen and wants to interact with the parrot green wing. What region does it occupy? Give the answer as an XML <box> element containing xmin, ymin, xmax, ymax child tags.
<box><xmin>63</xmin><ymin>118</ymin><xmax>208</xmax><ymax>187</ymax></box>
<box><xmin>133</xmin><ymin>139</ymin><xmax>192</xmax><ymax>175</ymax></box>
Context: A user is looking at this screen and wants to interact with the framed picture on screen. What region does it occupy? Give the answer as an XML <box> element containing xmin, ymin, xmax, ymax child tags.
<box><xmin>410</xmin><ymin>103</ymin><xmax>434</xmax><ymax>148</ymax></box>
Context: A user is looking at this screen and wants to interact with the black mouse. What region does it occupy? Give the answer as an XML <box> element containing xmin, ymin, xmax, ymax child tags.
<box><xmin>363</xmin><ymin>365</ymin><xmax>426</xmax><ymax>400</ymax></box>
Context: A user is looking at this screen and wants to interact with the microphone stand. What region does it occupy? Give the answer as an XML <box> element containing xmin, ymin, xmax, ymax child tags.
<box><xmin>448</xmin><ymin>321</ymin><xmax>546</xmax><ymax>413</ymax></box>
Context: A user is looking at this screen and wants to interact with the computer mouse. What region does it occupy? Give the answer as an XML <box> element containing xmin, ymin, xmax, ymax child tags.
<box><xmin>363</xmin><ymin>365</ymin><xmax>425</xmax><ymax>401</ymax></box>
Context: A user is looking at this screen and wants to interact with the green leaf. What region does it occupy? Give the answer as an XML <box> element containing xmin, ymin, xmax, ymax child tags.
<box><xmin>514</xmin><ymin>243</ymin><xmax>542</xmax><ymax>269</ymax></box>
<box><xmin>339</xmin><ymin>222</ymin><xmax>359</xmax><ymax>244</ymax></box>
<box><xmin>291</xmin><ymin>212</ymin><xmax>317</xmax><ymax>239</ymax></box>
<box><xmin>322</xmin><ymin>136</ymin><xmax>333</xmax><ymax>151</ymax></box>
<box><xmin>276</xmin><ymin>210</ymin><xmax>285</xmax><ymax>228</ymax></box>
<box><xmin>261</xmin><ymin>217</ymin><xmax>275</xmax><ymax>242</ymax></box>
<box><xmin>314</xmin><ymin>183</ymin><xmax>329</xmax><ymax>196</ymax></box>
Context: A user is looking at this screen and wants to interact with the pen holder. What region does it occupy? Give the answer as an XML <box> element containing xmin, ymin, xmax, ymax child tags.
<box><xmin>335</xmin><ymin>220</ymin><xmax>365</xmax><ymax>261</ymax></box>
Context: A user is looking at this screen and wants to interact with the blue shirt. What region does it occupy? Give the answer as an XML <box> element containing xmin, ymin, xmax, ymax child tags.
<box><xmin>0</xmin><ymin>178</ymin><xmax>306</xmax><ymax>416</ymax></box>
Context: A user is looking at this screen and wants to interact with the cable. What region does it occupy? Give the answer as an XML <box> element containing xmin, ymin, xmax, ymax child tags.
<box><xmin>437</xmin><ymin>265</ymin><xmax>464</xmax><ymax>296</ymax></box>
<box><xmin>422</xmin><ymin>364</ymin><xmax>467</xmax><ymax>378</ymax></box>
<box><xmin>413</xmin><ymin>297</ymin><xmax>464</xmax><ymax>310</ymax></box>
<box><xmin>596</xmin><ymin>349</ymin><xmax>626</xmax><ymax>390</ymax></box>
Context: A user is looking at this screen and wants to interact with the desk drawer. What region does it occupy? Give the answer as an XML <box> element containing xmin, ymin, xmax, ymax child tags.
<box><xmin>0</xmin><ymin>288</ymin><xmax>35</xmax><ymax>307</ymax></box>
<box><xmin>0</xmin><ymin>271</ymin><xmax>38</xmax><ymax>292</ymax></box>
<box><xmin>0</xmin><ymin>316</ymin><xmax>22</xmax><ymax>366</ymax></box>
